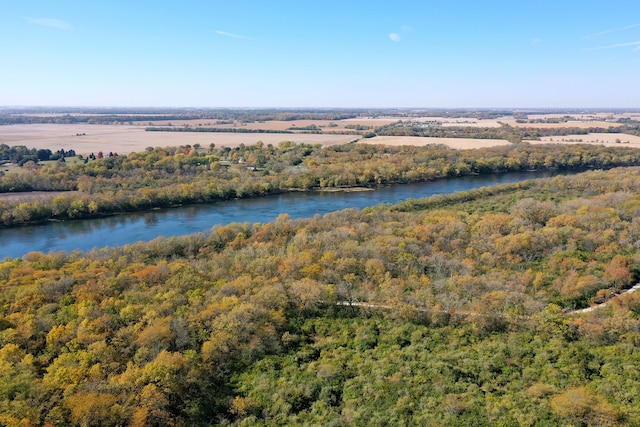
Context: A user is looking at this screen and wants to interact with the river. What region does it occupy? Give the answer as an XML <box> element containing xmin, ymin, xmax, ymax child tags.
<box><xmin>0</xmin><ymin>171</ymin><xmax>563</xmax><ymax>259</ymax></box>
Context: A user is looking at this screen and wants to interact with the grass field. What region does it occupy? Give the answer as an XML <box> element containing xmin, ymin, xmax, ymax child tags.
<box><xmin>0</xmin><ymin>191</ymin><xmax>82</xmax><ymax>203</ymax></box>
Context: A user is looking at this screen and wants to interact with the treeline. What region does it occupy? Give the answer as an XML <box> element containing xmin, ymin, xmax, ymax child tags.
<box><xmin>0</xmin><ymin>115</ymin><xmax>189</xmax><ymax>126</ymax></box>
<box><xmin>145</xmin><ymin>125</ymin><xmax>355</xmax><ymax>135</ymax></box>
<box><xmin>375</xmin><ymin>122</ymin><xmax>640</xmax><ymax>142</ymax></box>
<box><xmin>2</xmin><ymin>168</ymin><xmax>640</xmax><ymax>425</ymax></box>
<box><xmin>0</xmin><ymin>144</ymin><xmax>76</xmax><ymax>165</ymax></box>
<box><xmin>0</xmin><ymin>109</ymin><xmax>363</xmax><ymax>126</ymax></box>
<box><xmin>145</xmin><ymin>127</ymin><xmax>295</xmax><ymax>134</ymax></box>
<box><xmin>4</xmin><ymin>142</ymin><xmax>640</xmax><ymax>226</ymax></box>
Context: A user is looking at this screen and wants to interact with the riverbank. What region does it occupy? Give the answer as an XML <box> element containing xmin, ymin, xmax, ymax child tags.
<box><xmin>0</xmin><ymin>170</ymin><xmax>559</xmax><ymax>259</ymax></box>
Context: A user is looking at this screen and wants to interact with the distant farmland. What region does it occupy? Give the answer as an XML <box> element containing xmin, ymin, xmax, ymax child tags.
<box><xmin>3</xmin><ymin>110</ymin><xmax>640</xmax><ymax>155</ymax></box>
<box><xmin>0</xmin><ymin>124</ymin><xmax>356</xmax><ymax>155</ymax></box>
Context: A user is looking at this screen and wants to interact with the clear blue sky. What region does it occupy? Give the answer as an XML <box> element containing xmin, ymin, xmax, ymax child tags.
<box><xmin>2</xmin><ymin>1</ymin><xmax>639</xmax><ymax>108</ymax></box>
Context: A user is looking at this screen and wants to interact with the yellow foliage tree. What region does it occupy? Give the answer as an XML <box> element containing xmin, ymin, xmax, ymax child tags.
<box><xmin>550</xmin><ymin>386</ymin><xmax>621</xmax><ymax>426</ymax></box>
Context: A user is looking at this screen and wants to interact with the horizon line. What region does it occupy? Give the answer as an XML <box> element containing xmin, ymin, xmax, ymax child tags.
<box><xmin>2</xmin><ymin>105</ymin><xmax>639</xmax><ymax>111</ymax></box>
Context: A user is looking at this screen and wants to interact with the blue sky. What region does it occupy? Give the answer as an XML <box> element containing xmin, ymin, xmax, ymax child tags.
<box><xmin>1</xmin><ymin>1</ymin><xmax>639</xmax><ymax>108</ymax></box>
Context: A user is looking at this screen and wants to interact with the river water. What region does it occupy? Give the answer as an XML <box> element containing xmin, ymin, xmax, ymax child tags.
<box><xmin>0</xmin><ymin>171</ymin><xmax>562</xmax><ymax>259</ymax></box>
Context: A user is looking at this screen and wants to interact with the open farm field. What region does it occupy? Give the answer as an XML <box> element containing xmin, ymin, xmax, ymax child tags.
<box><xmin>0</xmin><ymin>124</ymin><xmax>355</xmax><ymax>154</ymax></box>
<box><xmin>140</xmin><ymin>116</ymin><xmax>513</xmax><ymax>131</ymax></box>
<box><xmin>528</xmin><ymin>132</ymin><xmax>640</xmax><ymax>147</ymax></box>
<box><xmin>526</xmin><ymin>112</ymin><xmax>640</xmax><ymax>121</ymax></box>
<box><xmin>503</xmin><ymin>119</ymin><xmax>622</xmax><ymax>129</ymax></box>
<box><xmin>0</xmin><ymin>122</ymin><xmax>513</xmax><ymax>155</ymax></box>
<box><xmin>141</xmin><ymin>117</ymin><xmax>401</xmax><ymax>131</ymax></box>
<box><xmin>501</xmin><ymin>112</ymin><xmax>640</xmax><ymax>128</ymax></box>
<box><xmin>3</xmin><ymin>111</ymin><xmax>640</xmax><ymax>156</ymax></box>
<box><xmin>99</xmin><ymin>112</ymin><xmax>640</xmax><ymax>131</ymax></box>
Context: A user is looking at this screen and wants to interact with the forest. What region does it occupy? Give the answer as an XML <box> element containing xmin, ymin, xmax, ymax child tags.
<box><xmin>2</xmin><ymin>165</ymin><xmax>640</xmax><ymax>425</ymax></box>
<box><xmin>4</xmin><ymin>142</ymin><xmax>640</xmax><ymax>227</ymax></box>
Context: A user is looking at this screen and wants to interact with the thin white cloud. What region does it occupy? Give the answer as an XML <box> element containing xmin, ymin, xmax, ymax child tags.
<box><xmin>215</xmin><ymin>30</ymin><xmax>256</xmax><ymax>41</ymax></box>
<box><xmin>26</xmin><ymin>17</ymin><xmax>72</xmax><ymax>30</ymax></box>
<box><xmin>583</xmin><ymin>40</ymin><xmax>640</xmax><ymax>51</ymax></box>
<box><xmin>585</xmin><ymin>23</ymin><xmax>640</xmax><ymax>39</ymax></box>
<box><xmin>531</xmin><ymin>38</ymin><xmax>541</xmax><ymax>45</ymax></box>
<box><xmin>389</xmin><ymin>33</ymin><xmax>401</xmax><ymax>42</ymax></box>
<box><xmin>389</xmin><ymin>25</ymin><xmax>412</xmax><ymax>42</ymax></box>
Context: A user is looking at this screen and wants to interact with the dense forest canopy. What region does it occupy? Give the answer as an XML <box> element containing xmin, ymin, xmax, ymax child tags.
<box><xmin>4</xmin><ymin>142</ymin><xmax>640</xmax><ymax>227</ymax></box>
<box><xmin>2</xmin><ymin>167</ymin><xmax>640</xmax><ymax>425</ymax></box>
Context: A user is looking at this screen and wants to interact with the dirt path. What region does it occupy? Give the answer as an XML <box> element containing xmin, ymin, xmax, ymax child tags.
<box><xmin>334</xmin><ymin>282</ymin><xmax>640</xmax><ymax>318</ymax></box>
<box><xmin>566</xmin><ymin>283</ymin><xmax>640</xmax><ymax>315</ymax></box>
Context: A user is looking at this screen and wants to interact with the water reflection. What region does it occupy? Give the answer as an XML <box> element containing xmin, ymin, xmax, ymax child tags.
<box><xmin>143</xmin><ymin>214</ymin><xmax>159</xmax><ymax>227</ymax></box>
